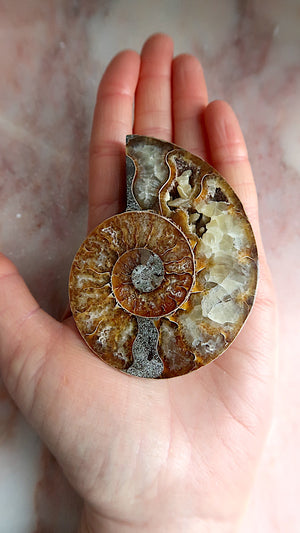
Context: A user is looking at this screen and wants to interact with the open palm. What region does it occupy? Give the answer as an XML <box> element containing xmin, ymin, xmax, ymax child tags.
<box><xmin>0</xmin><ymin>34</ymin><xmax>277</xmax><ymax>532</ymax></box>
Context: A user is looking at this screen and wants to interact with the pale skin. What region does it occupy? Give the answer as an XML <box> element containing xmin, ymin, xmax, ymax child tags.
<box><xmin>0</xmin><ymin>34</ymin><xmax>277</xmax><ymax>532</ymax></box>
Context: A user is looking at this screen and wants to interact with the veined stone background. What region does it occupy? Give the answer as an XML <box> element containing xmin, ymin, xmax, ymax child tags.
<box><xmin>0</xmin><ymin>0</ymin><xmax>299</xmax><ymax>531</ymax></box>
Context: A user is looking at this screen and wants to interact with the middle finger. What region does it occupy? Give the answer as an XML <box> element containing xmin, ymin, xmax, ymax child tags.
<box><xmin>134</xmin><ymin>33</ymin><xmax>173</xmax><ymax>141</ymax></box>
<box><xmin>172</xmin><ymin>54</ymin><xmax>208</xmax><ymax>158</ymax></box>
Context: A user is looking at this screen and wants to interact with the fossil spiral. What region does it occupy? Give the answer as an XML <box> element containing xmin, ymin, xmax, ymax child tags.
<box><xmin>69</xmin><ymin>135</ymin><xmax>258</xmax><ymax>378</ymax></box>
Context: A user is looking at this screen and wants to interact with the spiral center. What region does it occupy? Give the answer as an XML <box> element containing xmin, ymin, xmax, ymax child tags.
<box><xmin>131</xmin><ymin>250</ymin><xmax>164</xmax><ymax>293</ymax></box>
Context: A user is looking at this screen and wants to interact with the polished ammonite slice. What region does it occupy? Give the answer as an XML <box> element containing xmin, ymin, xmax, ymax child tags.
<box><xmin>69</xmin><ymin>135</ymin><xmax>258</xmax><ymax>378</ymax></box>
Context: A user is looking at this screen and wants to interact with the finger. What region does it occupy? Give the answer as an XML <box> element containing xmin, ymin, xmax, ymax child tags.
<box><xmin>88</xmin><ymin>50</ymin><xmax>140</xmax><ymax>232</ymax></box>
<box><xmin>0</xmin><ymin>253</ymin><xmax>126</xmax><ymax>472</ymax></box>
<box><xmin>204</xmin><ymin>99</ymin><xmax>268</xmax><ymax>266</ymax></box>
<box><xmin>204</xmin><ymin>100</ymin><xmax>258</xmax><ymax>224</ymax></box>
<box><xmin>134</xmin><ymin>33</ymin><xmax>173</xmax><ymax>140</ymax></box>
<box><xmin>0</xmin><ymin>253</ymin><xmax>59</xmax><ymax>416</ymax></box>
<box><xmin>0</xmin><ymin>254</ymin><xmax>120</xmax><ymax>437</ymax></box>
<box><xmin>172</xmin><ymin>54</ymin><xmax>208</xmax><ymax>157</ymax></box>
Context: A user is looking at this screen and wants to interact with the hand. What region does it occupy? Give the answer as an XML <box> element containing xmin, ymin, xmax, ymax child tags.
<box><xmin>0</xmin><ymin>34</ymin><xmax>277</xmax><ymax>532</ymax></box>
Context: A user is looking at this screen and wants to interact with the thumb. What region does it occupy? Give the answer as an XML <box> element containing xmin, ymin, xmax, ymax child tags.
<box><xmin>0</xmin><ymin>252</ymin><xmax>61</xmax><ymax>418</ymax></box>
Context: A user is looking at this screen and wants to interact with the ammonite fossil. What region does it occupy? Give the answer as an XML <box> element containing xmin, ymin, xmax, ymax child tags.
<box><xmin>69</xmin><ymin>135</ymin><xmax>258</xmax><ymax>378</ymax></box>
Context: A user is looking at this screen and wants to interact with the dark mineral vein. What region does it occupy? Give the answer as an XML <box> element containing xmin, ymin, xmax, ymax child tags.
<box><xmin>125</xmin><ymin>148</ymin><xmax>164</xmax><ymax>378</ymax></box>
<box><xmin>127</xmin><ymin>317</ymin><xmax>164</xmax><ymax>378</ymax></box>
<box><xmin>126</xmin><ymin>155</ymin><xmax>140</xmax><ymax>211</ymax></box>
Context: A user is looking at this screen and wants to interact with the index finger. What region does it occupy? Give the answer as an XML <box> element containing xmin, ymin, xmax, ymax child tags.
<box><xmin>88</xmin><ymin>50</ymin><xmax>140</xmax><ymax>232</ymax></box>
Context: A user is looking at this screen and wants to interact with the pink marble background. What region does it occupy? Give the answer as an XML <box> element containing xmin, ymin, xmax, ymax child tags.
<box><xmin>0</xmin><ymin>1</ymin><xmax>299</xmax><ymax>531</ymax></box>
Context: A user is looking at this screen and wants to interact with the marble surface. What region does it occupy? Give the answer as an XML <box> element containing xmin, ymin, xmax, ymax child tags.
<box><xmin>0</xmin><ymin>0</ymin><xmax>299</xmax><ymax>531</ymax></box>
